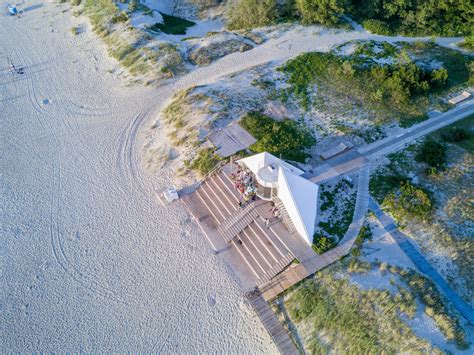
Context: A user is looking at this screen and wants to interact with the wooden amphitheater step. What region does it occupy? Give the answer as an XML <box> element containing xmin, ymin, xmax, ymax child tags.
<box><xmin>258</xmin><ymin>253</ymin><xmax>295</xmax><ymax>286</ymax></box>
<box><xmin>217</xmin><ymin>203</ymin><xmax>259</xmax><ymax>243</ymax></box>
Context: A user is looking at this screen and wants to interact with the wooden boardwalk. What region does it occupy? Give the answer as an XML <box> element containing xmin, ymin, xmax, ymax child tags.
<box><xmin>260</xmin><ymin>165</ymin><xmax>370</xmax><ymax>301</ymax></box>
<box><xmin>247</xmin><ymin>292</ymin><xmax>299</xmax><ymax>355</ymax></box>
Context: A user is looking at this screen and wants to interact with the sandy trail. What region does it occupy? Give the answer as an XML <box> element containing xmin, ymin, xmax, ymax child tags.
<box><xmin>0</xmin><ymin>0</ymin><xmax>465</xmax><ymax>352</ymax></box>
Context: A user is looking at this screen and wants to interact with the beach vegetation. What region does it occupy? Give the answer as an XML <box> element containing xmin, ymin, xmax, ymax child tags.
<box><xmin>148</xmin><ymin>12</ymin><xmax>196</xmax><ymax>35</ymax></box>
<box><xmin>415</xmin><ymin>138</ymin><xmax>446</xmax><ymax>170</ymax></box>
<box><xmin>240</xmin><ymin>111</ymin><xmax>315</xmax><ymax>163</ymax></box>
<box><xmin>185</xmin><ymin>148</ymin><xmax>223</xmax><ymax>176</ymax></box>
<box><xmin>284</xmin><ymin>265</ymin><xmax>439</xmax><ymax>353</ymax></box>
<box><xmin>383</xmin><ymin>181</ymin><xmax>433</xmax><ymax>222</ymax></box>
<box><xmin>227</xmin><ymin>0</ymin><xmax>278</xmax><ymax>30</ymax></box>
<box><xmin>312</xmin><ymin>234</ymin><xmax>336</xmax><ymax>254</ymax></box>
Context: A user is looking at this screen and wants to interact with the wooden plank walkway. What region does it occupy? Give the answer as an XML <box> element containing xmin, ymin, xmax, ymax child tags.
<box><xmin>260</xmin><ymin>165</ymin><xmax>371</xmax><ymax>301</ymax></box>
<box><xmin>247</xmin><ymin>292</ymin><xmax>299</xmax><ymax>355</ymax></box>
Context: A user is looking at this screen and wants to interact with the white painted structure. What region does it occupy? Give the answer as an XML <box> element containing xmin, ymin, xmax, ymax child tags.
<box><xmin>238</xmin><ymin>152</ymin><xmax>319</xmax><ymax>245</ymax></box>
<box><xmin>449</xmin><ymin>91</ymin><xmax>471</xmax><ymax>105</ymax></box>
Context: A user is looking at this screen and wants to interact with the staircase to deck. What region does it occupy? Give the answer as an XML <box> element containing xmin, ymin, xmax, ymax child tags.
<box><xmin>274</xmin><ymin>198</ymin><xmax>296</xmax><ymax>234</ymax></box>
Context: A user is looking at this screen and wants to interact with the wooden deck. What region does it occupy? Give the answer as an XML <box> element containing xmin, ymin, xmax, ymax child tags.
<box><xmin>183</xmin><ymin>164</ymin><xmax>302</xmax><ymax>286</ymax></box>
<box><xmin>247</xmin><ymin>292</ymin><xmax>299</xmax><ymax>355</ymax></box>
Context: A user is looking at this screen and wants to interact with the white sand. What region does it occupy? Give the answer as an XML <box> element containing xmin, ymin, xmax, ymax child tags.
<box><xmin>1</xmin><ymin>0</ymin><xmax>466</xmax><ymax>352</ymax></box>
<box><xmin>1</xmin><ymin>2</ymin><xmax>274</xmax><ymax>352</ymax></box>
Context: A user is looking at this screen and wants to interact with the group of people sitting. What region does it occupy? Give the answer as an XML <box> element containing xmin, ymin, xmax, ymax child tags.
<box><xmin>230</xmin><ymin>165</ymin><xmax>256</xmax><ymax>201</ymax></box>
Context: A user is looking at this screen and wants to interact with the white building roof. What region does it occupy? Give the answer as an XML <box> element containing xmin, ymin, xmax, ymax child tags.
<box><xmin>238</xmin><ymin>152</ymin><xmax>318</xmax><ymax>245</ymax></box>
<box><xmin>277</xmin><ymin>168</ymin><xmax>318</xmax><ymax>245</ymax></box>
<box><xmin>237</xmin><ymin>152</ymin><xmax>304</xmax><ymax>177</ymax></box>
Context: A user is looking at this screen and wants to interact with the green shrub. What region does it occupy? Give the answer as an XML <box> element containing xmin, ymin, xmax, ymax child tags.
<box><xmin>185</xmin><ymin>148</ymin><xmax>223</xmax><ymax>176</ymax></box>
<box><xmin>240</xmin><ymin>111</ymin><xmax>315</xmax><ymax>163</ymax></box>
<box><xmin>148</xmin><ymin>12</ymin><xmax>196</xmax><ymax>35</ymax></box>
<box><xmin>383</xmin><ymin>181</ymin><xmax>433</xmax><ymax>222</ymax></box>
<box><xmin>441</xmin><ymin>127</ymin><xmax>471</xmax><ymax>143</ymax></box>
<box><xmin>295</xmin><ymin>0</ymin><xmax>348</xmax><ymax>26</ymax></box>
<box><xmin>280</xmin><ymin>51</ymin><xmax>432</xmax><ymax>116</ymax></box>
<box><xmin>312</xmin><ymin>234</ymin><xmax>336</xmax><ymax>254</ymax></box>
<box><xmin>352</xmin><ymin>0</ymin><xmax>473</xmax><ymax>37</ymax></box>
<box><xmin>361</xmin><ymin>19</ymin><xmax>392</xmax><ymax>35</ymax></box>
<box><xmin>459</xmin><ymin>35</ymin><xmax>474</xmax><ymax>51</ymax></box>
<box><xmin>430</xmin><ymin>68</ymin><xmax>448</xmax><ymax>87</ymax></box>
<box><xmin>70</xmin><ymin>0</ymin><xmax>82</xmax><ymax>5</ymax></box>
<box><xmin>227</xmin><ymin>0</ymin><xmax>278</xmax><ymax>30</ymax></box>
<box><xmin>415</xmin><ymin>138</ymin><xmax>446</xmax><ymax>169</ymax></box>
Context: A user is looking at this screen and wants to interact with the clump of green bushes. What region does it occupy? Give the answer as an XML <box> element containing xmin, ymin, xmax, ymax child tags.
<box><xmin>240</xmin><ymin>111</ymin><xmax>315</xmax><ymax>163</ymax></box>
<box><xmin>279</xmin><ymin>50</ymin><xmax>457</xmax><ymax>121</ymax></box>
<box><xmin>441</xmin><ymin>126</ymin><xmax>471</xmax><ymax>143</ymax></box>
<box><xmin>415</xmin><ymin>138</ymin><xmax>446</xmax><ymax>170</ymax></box>
<box><xmin>383</xmin><ymin>181</ymin><xmax>433</xmax><ymax>222</ymax></box>
<box><xmin>226</xmin><ymin>0</ymin><xmax>473</xmax><ymax>37</ymax></box>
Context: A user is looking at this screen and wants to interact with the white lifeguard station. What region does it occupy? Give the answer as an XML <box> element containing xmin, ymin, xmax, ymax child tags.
<box><xmin>237</xmin><ymin>152</ymin><xmax>319</xmax><ymax>245</ymax></box>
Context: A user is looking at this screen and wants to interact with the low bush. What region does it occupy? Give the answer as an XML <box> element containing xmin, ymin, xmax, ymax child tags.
<box><xmin>415</xmin><ymin>138</ymin><xmax>446</xmax><ymax>169</ymax></box>
<box><xmin>441</xmin><ymin>127</ymin><xmax>471</xmax><ymax>143</ymax></box>
<box><xmin>240</xmin><ymin>111</ymin><xmax>315</xmax><ymax>163</ymax></box>
<box><xmin>362</xmin><ymin>19</ymin><xmax>392</xmax><ymax>35</ymax></box>
<box><xmin>295</xmin><ymin>0</ymin><xmax>347</xmax><ymax>26</ymax></box>
<box><xmin>383</xmin><ymin>181</ymin><xmax>433</xmax><ymax>222</ymax></box>
<box><xmin>185</xmin><ymin>148</ymin><xmax>222</xmax><ymax>176</ymax></box>
<box><xmin>312</xmin><ymin>234</ymin><xmax>336</xmax><ymax>254</ymax></box>
<box><xmin>111</xmin><ymin>11</ymin><xmax>129</xmax><ymax>24</ymax></box>
<box><xmin>227</xmin><ymin>0</ymin><xmax>278</xmax><ymax>30</ymax></box>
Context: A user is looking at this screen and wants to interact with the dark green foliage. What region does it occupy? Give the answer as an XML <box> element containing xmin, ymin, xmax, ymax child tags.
<box><xmin>441</xmin><ymin>127</ymin><xmax>471</xmax><ymax>144</ymax></box>
<box><xmin>227</xmin><ymin>0</ymin><xmax>278</xmax><ymax>30</ymax></box>
<box><xmin>148</xmin><ymin>12</ymin><xmax>196</xmax><ymax>35</ymax></box>
<box><xmin>383</xmin><ymin>181</ymin><xmax>433</xmax><ymax>222</ymax></box>
<box><xmin>460</xmin><ymin>35</ymin><xmax>474</xmax><ymax>51</ymax></box>
<box><xmin>361</xmin><ymin>19</ymin><xmax>392</xmax><ymax>35</ymax></box>
<box><xmin>312</xmin><ymin>234</ymin><xmax>336</xmax><ymax>254</ymax></box>
<box><xmin>295</xmin><ymin>0</ymin><xmax>349</xmax><ymax>26</ymax></box>
<box><xmin>281</xmin><ymin>51</ymin><xmax>432</xmax><ymax>117</ymax></box>
<box><xmin>240</xmin><ymin>112</ymin><xmax>315</xmax><ymax>162</ymax></box>
<box><xmin>430</xmin><ymin>68</ymin><xmax>448</xmax><ymax>87</ymax></box>
<box><xmin>353</xmin><ymin>0</ymin><xmax>474</xmax><ymax>37</ymax></box>
<box><xmin>415</xmin><ymin>138</ymin><xmax>446</xmax><ymax>169</ymax></box>
<box><xmin>185</xmin><ymin>148</ymin><xmax>222</xmax><ymax>176</ymax></box>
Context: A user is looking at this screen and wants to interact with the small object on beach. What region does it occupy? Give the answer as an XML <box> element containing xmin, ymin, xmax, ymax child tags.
<box><xmin>8</xmin><ymin>4</ymin><xmax>18</xmax><ymax>16</ymax></box>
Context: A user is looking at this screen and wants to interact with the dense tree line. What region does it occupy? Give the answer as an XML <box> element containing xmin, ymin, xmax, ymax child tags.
<box><xmin>226</xmin><ymin>0</ymin><xmax>473</xmax><ymax>36</ymax></box>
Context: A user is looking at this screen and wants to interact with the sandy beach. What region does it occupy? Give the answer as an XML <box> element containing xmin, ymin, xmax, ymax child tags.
<box><xmin>1</xmin><ymin>1</ymin><xmax>277</xmax><ymax>351</ymax></box>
